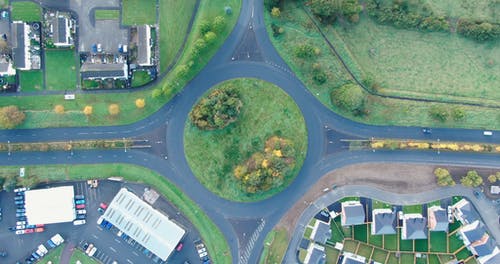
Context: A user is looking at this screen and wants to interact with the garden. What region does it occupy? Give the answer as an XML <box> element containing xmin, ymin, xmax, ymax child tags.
<box><xmin>265</xmin><ymin>0</ymin><xmax>500</xmax><ymax>129</ymax></box>
<box><xmin>11</xmin><ymin>1</ymin><xmax>41</xmax><ymax>21</ymax></box>
<box><xmin>44</xmin><ymin>49</ymin><xmax>77</xmax><ymax>91</ymax></box>
<box><xmin>184</xmin><ymin>78</ymin><xmax>307</xmax><ymax>201</ymax></box>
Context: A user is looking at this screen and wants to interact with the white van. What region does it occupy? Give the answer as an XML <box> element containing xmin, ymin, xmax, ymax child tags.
<box><xmin>483</xmin><ymin>131</ymin><xmax>493</xmax><ymax>136</ymax></box>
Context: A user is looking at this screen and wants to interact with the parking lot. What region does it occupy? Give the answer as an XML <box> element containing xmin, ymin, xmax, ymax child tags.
<box><xmin>0</xmin><ymin>180</ymin><xmax>203</xmax><ymax>263</ymax></box>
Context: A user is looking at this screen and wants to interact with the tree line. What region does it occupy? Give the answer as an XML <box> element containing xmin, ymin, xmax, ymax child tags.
<box><xmin>434</xmin><ymin>168</ymin><xmax>500</xmax><ymax>187</ymax></box>
<box><xmin>189</xmin><ymin>87</ymin><xmax>242</xmax><ymax>130</ymax></box>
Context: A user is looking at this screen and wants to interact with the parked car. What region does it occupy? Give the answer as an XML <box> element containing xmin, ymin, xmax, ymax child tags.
<box><xmin>75</xmin><ymin>199</ymin><xmax>86</xmax><ymax>205</ymax></box>
<box><xmin>35</xmin><ymin>227</ymin><xmax>44</xmax><ymax>233</ymax></box>
<box><xmin>15</xmin><ymin>230</ymin><xmax>25</xmax><ymax>235</ymax></box>
<box><xmin>25</xmin><ymin>228</ymin><xmax>34</xmax><ymax>234</ymax></box>
<box><xmin>97</xmin><ymin>207</ymin><xmax>105</xmax><ymax>214</ymax></box>
<box><xmin>16</xmin><ymin>221</ymin><xmax>26</xmax><ymax>225</ymax></box>
<box><xmin>36</xmin><ymin>224</ymin><xmax>44</xmax><ymax>228</ymax></box>
<box><xmin>75</xmin><ymin>194</ymin><xmax>85</xmax><ymax>200</ymax></box>
<box><xmin>76</xmin><ymin>209</ymin><xmax>86</xmax><ymax>215</ymax></box>
<box><xmin>85</xmin><ymin>244</ymin><xmax>94</xmax><ymax>255</ymax></box>
<box><xmin>47</xmin><ymin>240</ymin><xmax>56</xmax><ymax>248</ymax></box>
<box><xmin>14</xmin><ymin>187</ymin><xmax>27</xmax><ymax>193</ymax></box>
<box><xmin>0</xmin><ymin>251</ymin><xmax>7</xmax><ymax>257</ymax></box>
<box><xmin>100</xmin><ymin>203</ymin><xmax>108</xmax><ymax>209</ymax></box>
<box><xmin>73</xmin><ymin>219</ymin><xmax>86</xmax><ymax>226</ymax></box>
<box><xmin>76</xmin><ymin>214</ymin><xmax>86</xmax><ymax>220</ymax></box>
<box><xmin>82</xmin><ymin>243</ymin><xmax>89</xmax><ymax>250</ymax></box>
<box><xmin>16</xmin><ymin>213</ymin><xmax>25</xmax><ymax>217</ymax></box>
<box><xmin>176</xmin><ymin>242</ymin><xmax>184</xmax><ymax>251</ymax></box>
<box><xmin>16</xmin><ymin>225</ymin><xmax>25</xmax><ymax>230</ymax></box>
<box><xmin>14</xmin><ymin>200</ymin><xmax>24</xmax><ymax>205</ymax></box>
<box><xmin>76</xmin><ymin>204</ymin><xmax>85</xmax><ymax>209</ymax></box>
<box><xmin>14</xmin><ymin>196</ymin><xmax>24</xmax><ymax>201</ymax></box>
<box><xmin>16</xmin><ymin>208</ymin><xmax>26</xmax><ymax>213</ymax></box>
<box><xmin>88</xmin><ymin>247</ymin><xmax>97</xmax><ymax>257</ymax></box>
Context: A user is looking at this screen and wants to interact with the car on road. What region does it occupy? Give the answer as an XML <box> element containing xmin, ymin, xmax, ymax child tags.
<box><xmin>483</xmin><ymin>131</ymin><xmax>493</xmax><ymax>136</ymax></box>
<box><xmin>473</xmin><ymin>190</ymin><xmax>484</xmax><ymax>199</ymax></box>
<box><xmin>422</xmin><ymin>128</ymin><xmax>432</xmax><ymax>134</ymax></box>
<box><xmin>76</xmin><ymin>204</ymin><xmax>86</xmax><ymax>209</ymax></box>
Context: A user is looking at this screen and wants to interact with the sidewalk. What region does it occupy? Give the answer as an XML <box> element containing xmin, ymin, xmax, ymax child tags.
<box><xmin>59</xmin><ymin>242</ymin><xmax>75</xmax><ymax>264</ymax></box>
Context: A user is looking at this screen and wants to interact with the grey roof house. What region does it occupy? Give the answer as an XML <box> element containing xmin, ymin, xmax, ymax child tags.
<box><xmin>11</xmin><ymin>22</ymin><xmax>28</xmax><ymax>70</ymax></box>
<box><xmin>304</xmin><ymin>243</ymin><xmax>326</xmax><ymax>264</ymax></box>
<box><xmin>402</xmin><ymin>214</ymin><xmax>427</xmax><ymax>240</ymax></box>
<box><xmin>453</xmin><ymin>198</ymin><xmax>479</xmax><ymax>225</ymax></box>
<box><xmin>136</xmin><ymin>25</ymin><xmax>152</xmax><ymax>66</ymax></box>
<box><xmin>341</xmin><ymin>201</ymin><xmax>365</xmax><ymax>226</ymax></box>
<box><xmin>80</xmin><ymin>63</ymin><xmax>128</xmax><ymax>80</ymax></box>
<box><xmin>53</xmin><ymin>15</ymin><xmax>72</xmax><ymax>47</ymax></box>
<box><xmin>428</xmin><ymin>206</ymin><xmax>448</xmax><ymax>232</ymax></box>
<box><xmin>310</xmin><ymin>220</ymin><xmax>331</xmax><ymax>245</ymax></box>
<box><xmin>371</xmin><ymin>209</ymin><xmax>396</xmax><ymax>235</ymax></box>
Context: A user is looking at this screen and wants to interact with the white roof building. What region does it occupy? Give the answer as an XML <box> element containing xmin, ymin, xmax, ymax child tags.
<box><xmin>103</xmin><ymin>188</ymin><xmax>185</xmax><ymax>261</ymax></box>
<box><xmin>24</xmin><ymin>186</ymin><xmax>76</xmax><ymax>225</ymax></box>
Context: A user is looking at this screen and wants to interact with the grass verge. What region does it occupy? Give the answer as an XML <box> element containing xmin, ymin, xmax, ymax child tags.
<box><xmin>265</xmin><ymin>1</ymin><xmax>500</xmax><ymax>129</ymax></box>
<box><xmin>38</xmin><ymin>245</ymin><xmax>63</xmax><ymax>264</ymax></box>
<box><xmin>69</xmin><ymin>249</ymin><xmax>100</xmax><ymax>264</ymax></box>
<box><xmin>184</xmin><ymin>78</ymin><xmax>307</xmax><ymax>202</ymax></box>
<box><xmin>259</xmin><ymin>227</ymin><xmax>289</xmax><ymax>264</ymax></box>
<box><xmin>0</xmin><ymin>163</ymin><xmax>231</xmax><ymax>264</ymax></box>
<box><xmin>94</xmin><ymin>9</ymin><xmax>120</xmax><ymax>20</ymax></box>
<box><xmin>45</xmin><ymin>49</ymin><xmax>77</xmax><ymax>91</ymax></box>
<box><xmin>159</xmin><ymin>0</ymin><xmax>198</xmax><ymax>73</ymax></box>
<box><xmin>11</xmin><ymin>1</ymin><xmax>41</xmax><ymax>21</ymax></box>
<box><xmin>121</xmin><ymin>0</ymin><xmax>156</xmax><ymax>25</ymax></box>
<box><xmin>0</xmin><ymin>0</ymin><xmax>241</xmax><ymax>129</ymax></box>
<box><xmin>19</xmin><ymin>70</ymin><xmax>43</xmax><ymax>92</ymax></box>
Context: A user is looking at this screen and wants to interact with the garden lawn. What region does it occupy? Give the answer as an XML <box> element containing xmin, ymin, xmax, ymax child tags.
<box><xmin>69</xmin><ymin>249</ymin><xmax>99</xmax><ymax>264</ymax></box>
<box><xmin>403</xmin><ymin>205</ymin><xmax>423</xmax><ymax>214</ymax></box>
<box><xmin>259</xmin><ymin>228</ymin><xmax>288</xmax><ymax>264</ymax></box>
<box><xmin>387</xmin><ymin>253</ymin><xmax>398</xmax><ymax>264</ymax></box>
<box><xmin>329</xmin><ymin>219</ymin><xmax>345</xmax><ymax>243</ymax></box>
<box><xmin>415</xmin><ymin>239</ymin><xmax>428</xmax><ymax>252</ymax></box>
<box><xmin>122</xmin><ymin>0</ymin><xmax>156</xmax><ymax>25</ymax></box>
<box><xmin>94</xmin><ymin>9</ymin><xmax>120</xmax><ymax>20</ymax></box>
<box><xmin>401</xmin><ymin>253</ymin><xmax>415</xmax><ymax>264</ymax></box>
<box><xmin>430</xmin><ymin>232</ymin><xmax>448</xmax><ymax>252</ymax></box>
<box><xmin>356</xmin><ymin>244</ymin><xmax>373</xmax><ymax>259</ymax></box>
<box><xmin>159</xmin><ymin>0</ymin><xmax>197</xmax><ymax>72</ymax></box>
<box><xmin>367</xmin><ymin>227</ymin><xmax>383</xmax><ymax>248</ymax></box>
<box><xmin>353</xmin><ymin>224</ymin><xmax>368</xmax><ymax>243</ymax></box>
<box><xmin>456</xmin><ymin>248</ymin><xmax>472</xmax><ymax>260</ymax></box>
<box><xmin>19</xmin><ymin>70</ymin><xmax>43</xmax><ymax>92</ymax></box>
<box><xmin>399</xmin><ymin>237</ymin><xmax>414</xmax><ymax>251</ymax></box>
<box><xmin>304</xmin><ymin>227</ymin><xmax>313</xmax><ymax>239</ymax></box>
<box><xmin>266</xmin><ymin>1</ymin><xmax>500</xmax><ymax>130</ymax></box>
<box><xmin>184</xmin><ymin>78</ymin><xmax>307</xmax><ymax>201</ymax></box>
<box><xmin>131</xmin><ymin>70</ymin><xmax>152</xmax><ymax>87</ymax></box>
<box><xmin>45</xmin><ymin>49</ymin><xmax>77</xmax><ymax>91</ymax></box>
<box><xmin>0</xmin><ymin>164</ymin><xmax>231</xmax><ymax>264</ymax></box>
<box><xmin>383</xmin><ymin>234</ymin><xmax>398</xmax><ymax>251</ymax></box>
<box><xmin>325</xmin><ymin>246</ymin><xmax>340</xmax><ymax>264</ymax></box>
<box><xmin>372</xmin><ymin>200</ymin><xmax>392</xmax><ymax>209</ymax></box>
<box><xmin>449</xmin><ymin>234</ymin><xmax>465</xmax><ymax>253</ymax></box>
<box><xmin>343</xmin><ymin>240</ymin><xmax>358</xmax><ymax>253</ymax></box>
<box><xmin>11</xmin><ymin>1</ymin><xmax>41</xmax><ymax>21</ymax></box>
<box><xmin>38</xmin><ymin>245</ymin><xmax>63</xmax><ymax>264</ymax></box>
<box><xmin>372</xmin><ymin>248</ymin><xmax>387</xmax><ymax>264</ymax></box>
<box><xmin>0</xmin><ymin>0</ymin><xmax>7</xmax><ymax>8</ymax></box>
<box><xmin>428</xmin><ymin>254</ymin><xmax>440</xmax><ymax>264</ymax></box>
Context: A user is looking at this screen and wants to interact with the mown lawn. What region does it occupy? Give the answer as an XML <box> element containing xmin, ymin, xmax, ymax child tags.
<box><xmin>184</xmin><ymin>78</ymin><xmax>307</xmax><ymax>201</ymax></box>
<box><xmin>384</xmin><ymin>234</ymin><xmax>398</xmax><ymax>251</ymax></box>
<box><xmin>403</xmin><ymin>204</ymin><xmax>423</xmax><ymax>214</ymax></box>
<box><xmin>69</xmin><ymin>249</ymin><xmax>100</xmax><ymax>264</ymax></box>
<box><xmin>159</xmin><ymin>0</ymin><xmax>197</xmax><ymax>72</ymax></box>
<box><xmin>11</xmin><ymin>1</ymin><xmax>41</xmax><ymax>21</ymax></box>
<box><xmin>131</xmin><ymin>70</ymin><xmax>152</xmax><ymax>87</ymax></box>
<box><xmin>45</xmin><ymin>49</ymin><xmax>77</xmax><ymax>91</ymax></box>
<box><xmin>265</xmin><ymin>1</ymin><xmax>500</xmax><ymax>130</ymax></box>
<box><xmin>121</xmin><ymin>0</ymin><xmax>156</xmax><ymax>25</ymax></box>
<box><xmin>353</xmin><ymin>224</ymin><xmax>368</xmax><ymax>243</ymax></box>
<box><xmin>94</xmin><ymin>9</ymin><xmax>120</xmax><ymax>20</ymax></box>
<box><xmin>325</xmin><ymin>246</ymin><xmax>340</xmax><ymax>264</ymax></box>
<box><xmin>259</xmin><ymin>228</ymin><xmax>288</xmax><ymax>264</ymax></box>
<box><xmin>19</xmin><ymin>70</ymin><xmax>43</xmax><ymax>92</ymax></box>
<box><xmin>430</xmin><ymin>231</ymin><xmax>448</xmax><ymax>252</ymax></box>
<box><xmin>0</xmin><ymin>163</ymin><xmax>231</xmax><ymax>264</ymax></box>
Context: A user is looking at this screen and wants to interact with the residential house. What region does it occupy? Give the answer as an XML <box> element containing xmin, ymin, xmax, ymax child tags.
<box><xmin>428</xmin><ymin>206</ymin><xmax>448</xmax><ymax>232</ymax></box>
<box><xmin>341</xmin><ymin>252</ymin><xmax>366</xmax><ymax>264</ymax></box>
<box><xmin>459</xmin><ymin>220</ymin><xmax>500</xmax><ymax>263</ymax></box>
<box><xmin>80</xmin><ymin>63</ymin><xmax>128</xmax><ymax>80</ymax></box>
<box><xmin>453</xmin><ymin>198</ymin><xmax>479</xmax><ymax>225</ymax></box>
<box><xmin>371</xmin><ymin>209</ymin><xmax>397</xmax><ymax>235</ymax></box>
<box><xmin>341</xmin><ymin>201</ymin><xmax>365</xmax><ymax>226</ymax></box>
<box><xmin>303</xmin><ymin>243</ymin><xmax>326</xmax><ymax>264</ymax></box>
<box><xmin>53</xmin><ymin>15</ymin><xmax>72</xmax><ymax>47</ymax></box>
<box><xmin>401</xmin><ymin>214</ymin><xmax>427</xmax><ymax>240</ymax></box>
<box><xmin>0</xmin><ymin>56</ymin><xmax>15</xmax><ymax>76</ymax></box>
<box><xmin>11</xmin><ymin>22</ymin><xmax>29</xmax><ymax>70</ymax></box>
<box><xmin>136</xmin><ymin>25</ymin><xmax>152</xmax><ymax>66</ymax></box>
<box><xmin>310</xmin><ymin>219</ymin><xmax>332</xmax><ymax>245</ymax></box>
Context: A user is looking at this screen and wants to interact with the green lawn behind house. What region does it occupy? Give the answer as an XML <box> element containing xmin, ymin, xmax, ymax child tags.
<box><xmin>19</xmin><ymin>70</ymin><xmax>43</xmax><ymax>92</ymax></box>
<box><xmin>131</xmin><ymin>70</ymin><xmax>152</xmax><ymax>87</ymax></box>
<box><xmin>95</xmin><ymin>9</ymin><xmax>120</xmax><ymax>20</ymax></box>
<box><xmin>11</xmin><ymin>1</ymin><xmax>41</xmax><ymax>21</ymax></box>
<box><xmin>122</xmin><ymin>0</ymin><xmax>156</xmax><ymax>25</ymax></box>
<box><xmin>45</xmin><ymin>49</ymin><xmax>77</xmax><ymax>91</ymax></box>
<box><xmin>184</xmin><ymin>78</ymin><xmax>307</xmax><ymax>201</ymax></box>
<box><xmin>0</xmin><ymin>163</ymin><xmax>231</xmax><ymax>264</ymax></box>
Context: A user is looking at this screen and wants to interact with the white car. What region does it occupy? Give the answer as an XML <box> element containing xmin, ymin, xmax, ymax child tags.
<box><xmin>85</xmin><ymin>244</ymin><xmax>94</xmax><ymax>255</ymax></box>
<box><xmin>76</xmin><ymin>209</ymin><xmax>87</xmax><ymax>215</ymax></box>
<box><xmin>16</xmin><ymin>221</ymin><xmax>26</xmax><ymax>225</ymax></box>
<box><xmin>88</xmin><ymin>247</ymin><xmax>97</xmax><ymax>257</ymax></box>
<box><xmin>97</xmin><ymin>216</ymin><xmax>104</xmax><ymax>225</ymax></box>
<box><xmin>14</xmin><ymin>187</ymin><xmax>27</xmax><ymax>193</ymax></box>
<box><xmin>73</xmin><ymin>219</ymin><xmax>86</xmax><ymax>226</ymax></box>
<box><xmin>38</xmin><ymin>244</ymin><xmax>48</xmax><ymax>255</ymax></box>
<box><xmin>15</xmin><ymin>230</ymin><xmax>25</xmax><ymax>235</ymax></box>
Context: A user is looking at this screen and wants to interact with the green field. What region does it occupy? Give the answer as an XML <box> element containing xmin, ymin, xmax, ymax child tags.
<box><xmin>19</xmin><ymin>70</ymin><xmax>43</xmax><ymax>92</ymax></box>
<box><xmin>45</xmin><ymin>49</ymin><xmax>77</xmax><ymax>91</ymax></box>
<box><xmin>69</xmin><ymin>249</ymin><xmax>99</xmax><ymax>264</ymax></box>
<box><xmin>330</xmin><ymin>17</ymin><xmax>500</xmax><ymax>103</ymax></box>
<box><xmin>11</xmin><ymin>1</ymin><xmax>41</xmax><ymax>21</ymax></box>
<box><xmin>131</xmin><ymin>70</ymin><xmax>153</xmax><ymax>87</ymax></box>
<box><xmin>38</xmin><ymin>245</ymin><xmax>63</xmax><ymax>264</ymax></box>
<box><xmin>0</xmin><ymin>163</ymin><xmax>231</xmax><ymax>264</ymax></box>
<box><xmin>159</xmin><ymin>0</ymin><xmax>198</xmax><ymax>72</ymax></box>
<box><xmin>265</xmin><ymin>1</ymin><xmax>500</xmax><ymax>130</ymax></box>
<box><xmin>422</xmin><ymin>0</ymin><xmax>500</xmax><ymax>23</ymax></box>
<box><xmin>259</xmin><ymin>228</ymin><xmax>288</xmax><ymax>264</ymax></box>
<box><xmin>122</xmin><ymin>0</ymin><xmax>156</xmax><ymax>25</ymax></box>
<box><xmin>94</xmin><ymin>9</ymin><xmax>120</xmax><ymax>20</ymax></box>
<box><xmin>184</xmin><ymin>78</ymin><xmax>307</xmax><ymax>201</ymax></box>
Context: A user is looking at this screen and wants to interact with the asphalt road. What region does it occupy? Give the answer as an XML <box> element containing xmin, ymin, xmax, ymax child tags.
<box><xmin>1</xmin><ymin>0</ymin><xmax>500</xmax><ymax>264</ymax></box>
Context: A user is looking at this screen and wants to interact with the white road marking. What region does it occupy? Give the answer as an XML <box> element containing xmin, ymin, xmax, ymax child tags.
<box><xmin>109</xmin><ymin>247</ymin><xmax>117</xmax><ymax>252</ymax></box>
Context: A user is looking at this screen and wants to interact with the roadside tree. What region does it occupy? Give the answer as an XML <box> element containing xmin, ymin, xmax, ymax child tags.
<box><xmin>331</xmin><ymin>83</ymin><xmax>365</xmax><ymax>115</ymax></box>
<box><xmin>54</xmin><ymin>105</ymin><xmax>65</xmax><ymax>114</ymax></box>
<box><xmin>135</xmin><ymin>98</ymin><xmax>146</xmax><ymax>109</ymax></box>
<box><xmin>0</xmin><ymin>105</ymin><xmax>26</xmax><ymax>129</ymax></box>
<box><xmin>83</xmin><ymin>105</ymin><xmax>93</xmax><ymax>116</ymax></box>
<box><xmin>108</xmin><ymin>104</ymin><xmax>120</xmax><ymax>116</ymax></box>
<box><xmin>460</xmin><ymin>170</ymin><xmax>483</xmax><ymax>187</ymax></box>
<box><xmin>488</xmin><ymin>174</ymin><xmax>497</xmax><ymax>183</ymax></box>
<box><xmin>434</xmin><ymin>167</ymin><xmax>455</xmax><ymax>186</ymax></box>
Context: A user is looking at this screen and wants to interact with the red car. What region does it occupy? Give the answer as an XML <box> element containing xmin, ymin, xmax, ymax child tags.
<box><xmin>24</xmin><ymin>228</ymin><xmax>34</xmax><ymax>234</ymax></box>
<box><xmin>36</xmin><ymin>224</ymin><xmax>44</xmax><ymax>228</ymax></box>
<box><xmin>176</xmin><ymin>242</ymin><xmax>183</xmax><ymax>251</ymax></box>
<box><xmin>76</xmin><ymin>204</ymin><xmax>86</xmax><ymax>209</ymax></box>
<box><xmin>100</xmin><ymin>203</ymin><xmax>108</xmax><ymax>209</ymax></box>
<box><xmin>35</xmin><ymin>227</ymin><xmax>44</xmax><ymax>233</ymax></box>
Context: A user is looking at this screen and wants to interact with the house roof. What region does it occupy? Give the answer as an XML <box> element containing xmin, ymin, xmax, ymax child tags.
<box><xmin>372</xmin><ymin>209</ymin><xmax>396</xmax><ymax>235</ymax></box>
<box><xmin>341</xmin><ymin>202</ymin><xmax>365</xmax><ymax>226</ymax></box>
<box><xmin>481</xmin><ymin>249</ymin><xmax>500</xmax><ymax>264</ymax></box>
<box><xmin>306</xmin><ymin>247</ymin><xmax>326</xmax><ymax>264</ymax></box>
<box><xmin>454</xmin><ymin>199</ymin><xmax>479</xmax><ymax>224</ymax></box>
<box><xmin>312</xmin><ymin>221</ymin><xmax>332</xmax><ymax>245</ymax></box>
<box><xmin>462</xmin><ymin>221</ymin><xmax>487</xmax><ymax>244</ymax></box>
<box><xmin>428</xmin><ymin>206</ymin><xmax>448</xmax><ymax>232</ymax></box>
<box><xmin>403</xmin><ymin>215</ymin><xmax>427</xmax><ymax>240</ymax></box>
<box><xmin>136</xmin><ymin>25</ymin><xmax>152</xmax><ymax>66</ymax></box>
<box><xmin>80</xmin><ymin>63</ymin><xmax>128</xmax><ymax>79</ymax></box>
<box><xmin>11</xmin><ymin>22</ymin><xmax>26</xmax><ymax>69</ymax></box>
<box><xmin>54</xmin><ymin>16</ymin><xmax>69</xmax><ymax>44</ymax></box>
<box><xmin>473</xmin><ymin>236</ymin><xmax>497</xmax><ymax>256</ymax></box>
<box><xmin>341</xmin><ymin>253</ymin><xmax>366</xmax><ymax>264</ymax></box>
<box><xmin>491</xmin><ymin>186</ymin><xmax>500</xmax><ymax>195</ymax></box>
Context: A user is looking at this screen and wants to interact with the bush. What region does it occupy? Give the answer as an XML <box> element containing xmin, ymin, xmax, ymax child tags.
<box><xmin>189</xmin><ymin>87</ymin><xmax>242</xmax><ymax>130</ymax></box>
<box><xmin>460</xmin><ymin>170</ymin><xmax>483</xmax><ymax>187</ymax></box>
<box><xmin>271</xmin><ymin>23</ymin><xmax>284</xmax><ymax>37</ymax></box>
<box><xmin>428</xmin><ymin>105</ymin><xmax>449</xmax><ymax>122</ymax></box>
<box><xmin>83</xmin><ymin>105</ymin><xmax>93</xmax><ymax>116</ymax></box>
<box><xmin>199</xmin><ymin>20</ymin><xmax>212</xmax><ymax>35</ymax></box>
<box><xmin>294</xmin><ymin>44</ymin><xmax>316</xmax><ymax>59</ymax></box>
<box><xmin>108</xmin><ymin>104</ymin><xmax>120</xmax><ymax>116</ymax></box>
<box><xmin>204</xmin><ymin>31</ymin><xmax>217</xmax><ymax>44</ymax></box>
<box><xmin>457</xmin><ymin>20</ymin><xmax>500</xmax><ymax>41</ymax></box>
<box><xmin>451</xmin><ymin>107</ymin><xmax>465</xmax><ymax>121</ymax></box>
<box><xmin>212</xmin><ymin>16</ymin><xmax>226</xmax><ymax>33</ymax></box>
<box><xmin>331</xmin><ymin>83</ymin><xmax>366</xmax><ymax>114</ymax></box>
<box><xmin>135</xmin><ymin>98</ymin><xmax>146</xmax><ymax>109</ymax></box>
<box><xmin>434</xmin><ymin>168</ymin><xmax>455</xmax><ymax>186</ymax></box>
<box><xmin>54</xmin><ymin>105</ymin><xmax>65</xmax><ymax>114</ymax></box>
<box><xmin>0</xmin><ymin>105</ymin><xmax>25</xmax><ymax>129</ymax></box>
<box><xmin>312</xmin><ymin>68</ymin><xmax>327</xmax><ymax>85</ymax></box>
